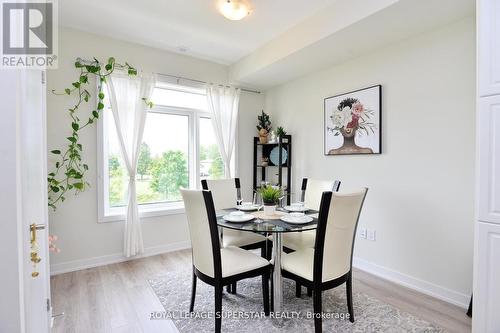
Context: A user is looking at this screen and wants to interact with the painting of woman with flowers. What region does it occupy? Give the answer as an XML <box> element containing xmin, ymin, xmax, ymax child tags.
<box><xmin>324</xmin><ymin>85</ymin><xmax>381</xmax><ymax>155</ymax></box>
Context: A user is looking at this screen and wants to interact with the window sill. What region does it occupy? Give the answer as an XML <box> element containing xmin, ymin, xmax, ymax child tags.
<box><xmin>98</xmin><ymin>203</ymin><xmax>186</xmax><ymax>223</ymax></box>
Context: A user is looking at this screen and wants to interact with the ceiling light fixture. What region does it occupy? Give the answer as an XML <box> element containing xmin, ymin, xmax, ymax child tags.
<box><xmin>218</xmin><ymin>0</ymin><xmax>251</xmax><ymax>21</ymax></box>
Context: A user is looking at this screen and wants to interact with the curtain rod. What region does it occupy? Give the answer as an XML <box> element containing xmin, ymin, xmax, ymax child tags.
<box><xmin>76</xmin><ymin>58</ymin><xmax>261</xmax><ymax>94</ymax></box>
<box><xmin>155</xmin><ymin>73</ymin><xmax>261</xmax><ymax>94</ymax></box>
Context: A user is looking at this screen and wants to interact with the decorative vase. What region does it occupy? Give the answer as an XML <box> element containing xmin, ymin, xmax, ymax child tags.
<box><xmin>259</xmin><ymin>129</ymin><xmax>269</xmax><ymax>144</ymax></box>
<box><xmin>263</xmin><ymin>203</ymin><xmax>276</xmax><ymax>216</ymax></box>
<box><xmin>269</xmin><ymin>131</ymin><xmax>277</xmax><ymax>143</ymax></box>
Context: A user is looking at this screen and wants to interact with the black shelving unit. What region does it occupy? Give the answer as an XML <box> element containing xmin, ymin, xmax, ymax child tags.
<box><xmin>253</xmin><ymin>134</ymin><xmax>292</xmax><ymax>205</ymax></box>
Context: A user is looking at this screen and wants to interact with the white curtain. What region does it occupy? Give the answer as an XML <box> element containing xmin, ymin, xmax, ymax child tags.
<box><xmin>206</xmin><ymin>84</ymin><xmax>241</xmax><ymax>177</ymax></box>
<box><xmin>107</xmin><ymin>73</ymin><xmax>155</xmax><ymax>257</ymax></box>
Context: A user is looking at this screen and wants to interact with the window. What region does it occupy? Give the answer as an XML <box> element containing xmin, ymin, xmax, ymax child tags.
<box><xmin>99</xmin><ymin>81</ymin><xmax>234</xmax><ymax>221</ymax></box>
<box><xmin>199</xmin><ymin>117</ymin><xmax>224</xmax><ymax>181</ymax></box>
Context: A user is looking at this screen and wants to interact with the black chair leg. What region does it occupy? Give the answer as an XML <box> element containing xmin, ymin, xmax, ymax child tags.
<box><xmin>313</xmin><ymin>288</ymin><xmax>322</xmax><ymax>333</ymax></box>
<box><xmin>231</xmin><ymin>282</ymin><xmax>237</xmax><ymax>294</ymax></box>
<box><xmin>346</xmin><ymin>273</ymin><xmax>355</xmax><ymax>323</ymax></box>
<box><xmin>295</xmin><ymin>282</ymin><xmax>301</xmax><ymax>297</ymax></box>
<box><xmin>265</xmin><ymin>239</ymin><xmax>273</xmax><ymax>260</ymax></box>
<box><xmin>189</xmin><ymin>273</ymin><xmax>197</xmax><ymax>312</ymax></box>
<box><xmin>262</xmin><ymin>271</ymin><xmax>270</xmax><ymax>316</ymax></box>
<box><xmin>226</xmin><ymin>284</ymin><xmax>231</xmax><ymax>293</ymax></box>
<box><xmin>307</xmin><ymin>287</ymin><xmax>312</xmax><ymax>297</ymax></box>
<box><xmin>215</xmin><ymin>284</ymin><xmax>223</xmax><ymax>333</ymax></box>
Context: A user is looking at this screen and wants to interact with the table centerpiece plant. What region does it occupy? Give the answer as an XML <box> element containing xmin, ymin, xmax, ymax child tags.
<box><xmin>258</xmin><ymin>185</ymin><xmax>283</xmax><ymax>215</ymax></box>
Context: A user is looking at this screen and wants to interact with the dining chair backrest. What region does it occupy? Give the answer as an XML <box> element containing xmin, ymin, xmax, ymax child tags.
<box><xmin>181</xmin><ymin>189</ymin><xmax>222</xmax><ymax>279</ymax></box>
<box><xmin>314</xmin><ymin>188</ymin><xmax>368</xmax><ymax>283</ymax></box>
<box><xmin>201</xmin><ymin>178</ymin><xmax>240</xmax><ymax>211</ymax></box>
<box><xmin>301</xmin><ymin>178</ymin><xmax>341</xmax><ymax>210</ymax></box>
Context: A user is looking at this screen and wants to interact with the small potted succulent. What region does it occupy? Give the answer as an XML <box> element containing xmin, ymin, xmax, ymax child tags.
<box><xmin>258</xmin><ymin>185</ymin><xmax>283</xmax><ymax>216</ymax></box>
<box><xmin>276</xmin><ymin>126</ymin><xmax>287</xmax><ymax>138</ymax></box>
<box><xmin>256</xmin><ymin>111</ymin><xmax>272</xmax><ymax>144</ymax></box>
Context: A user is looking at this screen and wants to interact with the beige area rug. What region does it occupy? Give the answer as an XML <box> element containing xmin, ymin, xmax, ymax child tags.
<box><xmin>149</xmin><ymin>269</ymin><xmax>444</xmax><ymax>333</ymax></box>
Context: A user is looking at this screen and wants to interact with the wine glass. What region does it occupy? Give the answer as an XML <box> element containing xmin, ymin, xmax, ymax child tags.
<box><xmin>253</xmin><ymin>191</ymin><xmax>263</xmax><ymax>223</ymax></box>
<box><xmin>293</xmin><ymin>193</ymin><xmax>305</xmax><ymax>212</ymax></box>
<box><xmin>278</xmin><ymin>193</ymin><xmax>286</xmax><ymax>210</ymax></box>
<box><xmin>253</xmin><ymin>191</ymin><xmax>263</xmax><ymax>208</ymax></box>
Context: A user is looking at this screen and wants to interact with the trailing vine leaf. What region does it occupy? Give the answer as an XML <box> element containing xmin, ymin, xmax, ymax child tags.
<box><xmin>47</xmin><ymin>57</ymin><xmax>152</xmax><ymax>211</ymax></box>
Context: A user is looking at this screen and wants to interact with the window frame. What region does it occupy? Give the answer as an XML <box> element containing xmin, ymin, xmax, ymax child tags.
<box><xmin>97</xmin><ymin>83</ymin><xmax>236</xmax><ymax>223</ymax></box>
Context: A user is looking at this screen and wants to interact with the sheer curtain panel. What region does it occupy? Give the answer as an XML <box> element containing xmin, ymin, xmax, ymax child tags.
<box><xmin>107</xmin><ymin>73</ymin><xmax>155</xmax><ymax>257</ymax></box>
<box><xmin>206</xmin><ymin>84</ymin><xmax>241</xmax><ymax>177</ymax></box>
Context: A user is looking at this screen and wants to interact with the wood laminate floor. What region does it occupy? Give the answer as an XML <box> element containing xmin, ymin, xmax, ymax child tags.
<box><xmin>50</xmin><ymin>249</ymin><xmax>471</xmax><ymax>333</ymax></box>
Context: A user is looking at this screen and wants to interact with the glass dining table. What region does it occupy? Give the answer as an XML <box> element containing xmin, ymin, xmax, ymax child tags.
<box><xmin>216</xmin><ymin>208</ymin><xmax>319</xmax><ymax>313</ymax></box>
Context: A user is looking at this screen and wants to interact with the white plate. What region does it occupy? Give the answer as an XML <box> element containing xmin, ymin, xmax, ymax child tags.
<box><xmin>280</xmin><ymin>214</ymin><xmax>314</xmax><ymax>224</ymax></box>
<box><xmin>283</xmin><ymin>205</ymin><xmax>310</xmax><ymax>212</ymax></box>
<box><xmin>236</xmin><ymin>204</ymin><xmax>262</xmax><ymax>211</ymax></box>
<box><xmin>223</xmin><ymin>213</ymin><xmax>255</xmax><ymax>223</ymax></box>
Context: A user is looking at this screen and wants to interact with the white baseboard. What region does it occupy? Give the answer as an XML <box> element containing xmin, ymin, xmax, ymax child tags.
<box><xmin>50</xmin><ymin>244</ymin><xmax>470</xmax><ymax>309</ymax></box>
<box><xmin>353</xmin><ymin>257</ymin><xmax>470</xmax><ymax>309</ymax></box>
<box><xmin>50</xmin><ymin>241</ymin><xmax>191</xmax><ymax>276</ymax></box>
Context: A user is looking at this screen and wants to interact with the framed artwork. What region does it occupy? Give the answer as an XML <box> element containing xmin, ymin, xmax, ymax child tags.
<box><xmin>324</xmin><ymin>85</ymin><xmax>382</xmax><ymax>155</ymax></box>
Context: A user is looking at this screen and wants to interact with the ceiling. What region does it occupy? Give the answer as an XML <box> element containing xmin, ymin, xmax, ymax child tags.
<box><xmin>60</xmin><ymin>0</ymin><xmax>475</xmax><ymax>89</ymax></box>
<box><xmin>229</xmin><ymin>0</ymin><xmax>476</xmax><ymax>88</ymax></box>
<box><xmin>59</xmin><ymin>0</ymin><xmax>337</xmax><ymax>65</ymax></box>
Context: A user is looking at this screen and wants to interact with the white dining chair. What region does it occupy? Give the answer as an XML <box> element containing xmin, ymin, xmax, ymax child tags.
<box><xmin>181</xmin><ymin>189</ymin><xmax>271</xmax><ymax>333</ymax></box>
<box><xmin>282</xmin><ymin>178</ymin><xmax>341</xmax><ymax>251</ymax></box>
<box><xmin>202</xmin><ymin>178</ymin><xmax>268</xmax><ymax>294</ymax></box>
<box><xmin>281</xmin><ymin>188</ymin><xmax>368</xmax><ymax>333</ymax></box>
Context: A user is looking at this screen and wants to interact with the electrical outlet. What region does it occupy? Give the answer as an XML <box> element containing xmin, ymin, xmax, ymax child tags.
<box><xmin>359</xmin><ymin>228</ymin><xmax>367</xmax><ymax>239</ymax></box>
<box><xmin>367</xmin><ymin>229</ymin><xmax>376</xmax><ymax>241</ymax></box>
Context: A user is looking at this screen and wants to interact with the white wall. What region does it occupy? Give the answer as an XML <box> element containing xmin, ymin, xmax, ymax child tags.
<box><xmin>265</xmin><ymin>18</ymin><xmax>475</xmax><ymax>304</ymax></box>
<box><xmin>47</xmin><ymin>27</ymin><xmax>263</xmax><ymax>273</ymax></box>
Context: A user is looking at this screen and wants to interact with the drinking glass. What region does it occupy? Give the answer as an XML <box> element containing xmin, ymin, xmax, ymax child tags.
<box><xmin>253</xmin><ymin>192</ymin><xmax>263</xmax><ymax>223</ymax></box>
<box><xmin>293</xmin><ymin>193</ymin><xmax>305</xmax><ymax>212</ymax></box>
<box><xmin>253</xmin><ymin>192</ymin><xmax>263</xmax><ymax>208</ymax></box>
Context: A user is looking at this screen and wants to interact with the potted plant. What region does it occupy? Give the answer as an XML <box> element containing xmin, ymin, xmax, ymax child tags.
<box><xmin>257</xmin><ymin>185</ymin><xmax>282</xmax><ymax>215</ymax></box>
<box><xmin>256</xmin><ymin>111</ymin><xmax>272</xmax><ymax>144</ymax></box>
<box><xmin>276</xmin><ymin>126</ymin><xmax>287</xmax><ymax>138</ymax></box>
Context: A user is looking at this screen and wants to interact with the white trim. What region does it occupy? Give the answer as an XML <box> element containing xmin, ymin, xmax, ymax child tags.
<box><xmin>50</xmin><ymin>241</ymin><xmax>191</xmax><ymax>275</ymax></box>
<box><xmin>49</xmin><ymin>245</ymin><xmax>470</xmax><ymax>309</ymax></box>
<box><xmin>353</xmin><ymin>257</ymin><xmax>470</xmax><ymax>309</ymax></box>
<box><xmin>98</xmin><ymin>204</ymin><xmax>185</xmax><ymax>223</ymax></box>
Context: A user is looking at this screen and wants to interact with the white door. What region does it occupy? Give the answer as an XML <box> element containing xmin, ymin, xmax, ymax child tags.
<box><xmin>473</xmin><ymin>221</ymin><xmax>500</xmax><ymax>332</ymax></box>
<box><xmin>20</xmin><ymin>69</ymin><xmax>51</xmax><ymax>332</ymax></box>
<box><xmin>0</xmin><ymin>69</ymin><xmax>51</xmax><ymax>332</ymax></box>
<box><xmin>478</xmin><ymin>0</ymin><xmax>500</xmax><ymax>97</ymax></box>
<box><xmin>477</xmin><ymin>94</ymin><xmax>500</xmax><ymax>224</ymax></box>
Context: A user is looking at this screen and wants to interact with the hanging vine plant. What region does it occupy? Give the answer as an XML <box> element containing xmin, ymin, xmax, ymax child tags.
<box><xmin>47</xmin><ymin>57</ymin><xmax>142</xmax><ymax>210</ymax></box>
